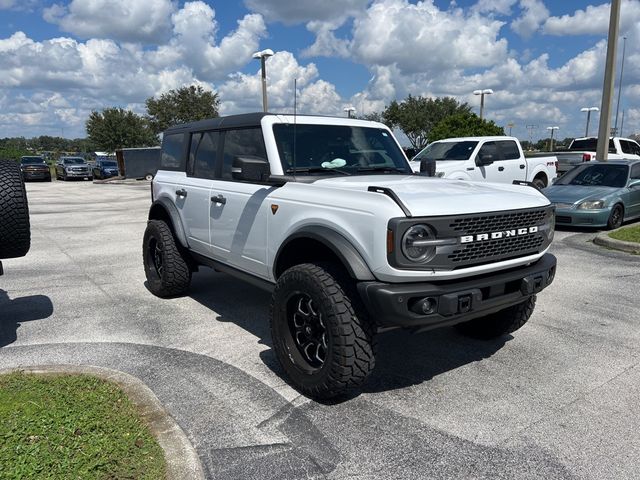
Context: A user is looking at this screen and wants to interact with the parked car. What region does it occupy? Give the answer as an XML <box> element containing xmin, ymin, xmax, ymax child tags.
<box><xmin>409</xmin><ymin>136</ymin><xmax>557</xmax><ymax>188</ymax></box>
<box><xmin>20</xmin><ymin>156</ymin><xmax>51</xmax><ymax>182</ymax></box>
<box><xmin>543</xmin><ymin>160</ymin><xmax>640</xmax><ymax>229</ymax></box>
<box><xmin>55</xmin><ymin>156</ymin><xmax>92</xmax><ymax>181</ymax></box>
<box><xmin>92</xmin><ymin>159</ymin><xmax>120</xmax><ymax>179</ymax></box>
<box><xmin>549</xmin><ymin>136</ymin><xmax>640</xmax><ymax>174</ymax></box>
<box><xmin>143</xmin><ymin>113</ymin><xmax>556</xmax><ymax>399</ymax></box>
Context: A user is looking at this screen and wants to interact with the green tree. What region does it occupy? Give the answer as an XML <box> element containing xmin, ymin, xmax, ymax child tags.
<box><xmin>86</xmin><ymin>108</ymin><xmax>158</xmax><ymax>152</ymax></box>
<box><xmin>382</xmin><ymin>95</ymin><xmax>472</xmax><ymax>150</ymax></box>
<box><xmin>146</xmin><ymin>85</ymin><xmax>220</xmax><ymax>134</ymax></box>
<box><xmin>428</xmin><ymin>112</ymin><xmax>504</xmax><ymax>142</ymax></box>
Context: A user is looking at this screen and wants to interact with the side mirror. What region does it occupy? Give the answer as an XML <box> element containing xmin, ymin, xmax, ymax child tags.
<box><xmin>629</xmin><ymin>179</ymin><xmax>640</xmax><ymax>188</ymax></box>
<box><xmin>232</xmin><ymin>156</ymin><xmax>271</xmax><ymax>182</ymax></box>
<box><xmin>477</xmin><ymin>153</ymin><xmax>494</xmax><ymax>166</ymax></box>
<box><xmin>419</xmin><ymin>158</ymin><xmax>436</xmax><ymax>177</ymax></box>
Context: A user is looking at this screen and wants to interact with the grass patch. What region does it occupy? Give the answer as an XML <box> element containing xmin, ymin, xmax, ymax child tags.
<box><xmin>609</xmin><ymin>225</ymin><xmax>640</xmax><ymax>243</ymax></box>
<box><xmin>0</xmin><ymin>372</ymin><xmax>165</xmax><ymax>480</ymax></box>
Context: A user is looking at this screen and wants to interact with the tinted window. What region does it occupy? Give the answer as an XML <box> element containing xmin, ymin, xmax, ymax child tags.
<box><xmin>569</xmin><ymin>138</ymin><xmax>616</xmax><ymax>153</ymax></box>
<box><xmin>628</xmin><ymin>141</ymin><xmax>640</xmax><ymax>156</ymax></box>
<box><xmin>555</xmin><ymin>164</ymin><xmax>629</xmax><ymax>188</ymax></box>
<box><xmin>222</xmin><ymin>128</ymin><xmax>266</xmax><ymax>180</ymax></box>
<box><xmin>193</xmin><ymin>131</ymin><xmax>219</xmax><ymax>179</ymax></box>
<box><xmin>631</xmin><ymin>164</ymin><xmax>640</xmax><ymax>179</ymax></box>
<box><xmin>414</xmin><ymin>141</ymin><xmax>478</xmax><ymax>161</ymax></box>
<box><xmin>497</xmin><ymin>141</ymin><xmax>520</xmax><ymax>160</ymax></box>
<box><xmin>621</xmin><ymin>140</ymin><xmax>634</xmax><ymax>154</ymax></box>
<box><xmin>478</xmin><ymin>141</ymin><xmax>499</xmax><ymax>160</ymax></box>
<box><xmin>187</xmin><ymin>133</ymin><xmax>202</xmax><ymax>175</ymax></box>
<box><xmin>161</xmin><ymin>133</ymin><xmax>185</xmax><ymax>171</ymax></box>
<box><xmin>21</xmin><ymin>157</ymin><xmax>45</xmax><ymax>165</ymax></box>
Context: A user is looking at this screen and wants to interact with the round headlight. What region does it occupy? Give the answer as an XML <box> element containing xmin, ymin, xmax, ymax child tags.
<box><xmin>402</xmin><ymin>224</ymin><xmax>437</xmax><ymax>263</ymax></box>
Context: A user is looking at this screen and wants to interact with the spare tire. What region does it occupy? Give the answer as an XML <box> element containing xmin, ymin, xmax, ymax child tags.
<box><xmin>0</xmin><ymin>159</ymin><xmax>31</xmax><ymax>259</ymax></box>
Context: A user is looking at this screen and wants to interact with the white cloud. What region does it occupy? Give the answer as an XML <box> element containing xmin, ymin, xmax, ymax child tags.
<box><xmin>350</xmin><ymin>0</ymin><xmax>508</xmax><ymax>74</ymax></box>
<box><xmin>511</xmin><ymin>0</ymin><xmax>549</xmax><ymax>38</ymax></box>
<box><xmin>472</xmin><ymin>0</ymin><xmax>518</xmax><ymax>16</ymax></box>
<box><xmin>543</xmin><ymin>0</ymin><xmax>640</xmax><ymax>36</ymax></box>
<box><xmin>43</xmin><ymin>0</ymin><xmax>176</xmax><ymax>44</ymax></box>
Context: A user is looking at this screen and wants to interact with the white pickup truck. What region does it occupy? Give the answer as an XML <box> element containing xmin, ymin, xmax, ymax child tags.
<box><xmin>409</xmin><ymin>136</ymin><xmax>557</xmax><ymax>189</ymax></box>
<box><xmin>554</xmin><ymin>136</ymin><xmax>640</xmax><ymax>173</ymax></box>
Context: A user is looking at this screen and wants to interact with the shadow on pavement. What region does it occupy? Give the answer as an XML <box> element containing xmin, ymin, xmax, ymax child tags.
<box><xmin>187</xmin><ymin>268</ymin><xmax>510</xmax><ymax>398</ymax></box>
<box><xmin>0</xmin><ymin>289</ymin><xmax>54</xmax><ymax>348</ymax></box>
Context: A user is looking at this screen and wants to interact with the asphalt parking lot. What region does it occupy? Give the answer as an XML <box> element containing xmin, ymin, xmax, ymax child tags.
<box><xmin>1</xmin><ymin>180</ymin><xmax>639</xmax><ymax>479</ymax></box>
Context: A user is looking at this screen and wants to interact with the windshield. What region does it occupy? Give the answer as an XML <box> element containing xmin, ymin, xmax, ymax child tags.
<box><xmin>63</xmin><ymin>158</ymin><xmax>86</xmax><ymax>164</ymax></box>
<box><xmin>413</xmin><ymin>141</ymin><xmax>479</xmax><ymax>161</ymax></box>
<box><xmin>555</xmin><ymin>164</ymin><xmax>629</xmax><ymax>188</ymax></box>
<box><xmin>101</xmin><ymin>161</ymin><xmax>117</xmax><ymax>167</ymax></box>
<box><xmin>21</xmin><ymin>157</ymin><xmax>45</xmax><ymax>164</ymax></box>
<box><xmin>272</xmin><ymin>124</ymin><xmax>411</xmax><ymax>175</ymax></box>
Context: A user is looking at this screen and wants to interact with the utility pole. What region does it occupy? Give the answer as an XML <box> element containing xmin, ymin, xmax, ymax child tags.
<box><xmin>526</xmin><ymin>124</ymin><xmax>538</xmax><ymax>150</ymax></box>
<box><xmin>596</xmin><ymin>0</ymin><xmax>621</xmax><ymax>162</ymax></box>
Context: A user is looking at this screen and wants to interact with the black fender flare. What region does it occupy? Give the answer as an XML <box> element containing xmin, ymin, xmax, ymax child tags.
<box><xmin>148</xmin><ymin>197</ymin><xmax>189</xmax><ymax>248</ymax></box>
<box><xmin>274</xmin><ymin>226</ymin><xmax>375</xmax><ymax>281</ymax></box>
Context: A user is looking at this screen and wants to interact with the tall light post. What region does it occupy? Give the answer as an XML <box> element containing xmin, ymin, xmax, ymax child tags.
<box><xmin>507</xmin><ymin>122</ymin><xmax>515</xmax><ymax>136</ymax></box>
<box><xmin>343</xmin><ymin>106</ymin><xmax>356</xmax><ymax>118</ymax></box>
<box><xmin>473</xmin><ymin>89</ymin><xmax>493</xmax><ymax>120</ymax></box>
<box><xmin>580</xmin><ymin>107</ymin><xmax>599</xmax><ymax>137</ymax></box>
<box><xmin>596</xmin><ymin>0</ymin><xmax>622</xmax><ymax>162</ymax></box>
<box><xmin>252</xmin><ymin>49</ymin><xmax>274</xmax><ymax>112</ymax></box>
<box><xmin>614</xmin><ymin>35</ymin><xmax>627</xmax><ymax>135</ymax></box>
<box><xmin>547</xmin><ymin>126</ymin><xmax>559</xmax><ymax>152</ymax></box>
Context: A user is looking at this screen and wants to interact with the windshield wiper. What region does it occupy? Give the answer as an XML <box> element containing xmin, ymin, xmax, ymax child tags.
<box><xmin>286</xmin><ymin>167</ymin><xmax>351</xmax><ymax>176</ymax></box>
<box><xmin>356</xmin><ymin>166</ymin><xmax>408</xmax><ymax>173</ymax></box>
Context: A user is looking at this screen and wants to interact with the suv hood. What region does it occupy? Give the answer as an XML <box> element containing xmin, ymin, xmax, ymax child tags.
<box><xmin>313</xmin><ymin>175</ymin><xmax>549</xmax><ymax>216</ymax></box>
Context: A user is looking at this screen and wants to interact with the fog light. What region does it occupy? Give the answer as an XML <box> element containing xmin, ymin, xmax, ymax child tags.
<box><xmin>410</xmin><ymin>297</ymin><xmax>438</xmax><ymax>315</ymax></box>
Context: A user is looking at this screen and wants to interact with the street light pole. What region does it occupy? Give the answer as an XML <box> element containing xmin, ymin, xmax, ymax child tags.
<box><xmin>596</xmin><ymin>0</ymin><xmax>621</xmax><ymax>162</ymax></box>
<box><xmin>252</xmin><ymin>49</ymin><xmax>274</xmax><ymax>112</ymax></box>
<box><xmin>343</xmin><ymin>106</ymin><xmax>356</xmax><ymax>118</ymax></box>
<box><xmin>547</xmin><ymin>126</ymin><xmax>559</xmax><ymax>152</ymax></box>
<box><xmin>580</xmin><ymin>107</ymin><xmax>599</xmax><ymax>137</ymax></box>
<box><xmin>614</xmin><ymin>35</ymin><xmax>627</xmax><ymax>135</ymax></box>
<box><xmin>473</xmin><ymin>89</ymin><xmax>493</xmax><ymax>120</ymax></box>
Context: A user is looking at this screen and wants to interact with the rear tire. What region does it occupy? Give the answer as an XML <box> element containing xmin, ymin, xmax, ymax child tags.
<box><xmin>0</xmin><ymin>160</ymin><xmax>31</xmax><ymax>259</ymax></box>
<box><xmin>143</xmin><ymin>220</ymin><xmax>191</xmax><ymax>297</ymax></box>
<box><xmin>270</xmin><ymin>262</ymin><xmax>376</xmax><ymax>399</ymax></box>
<box><xmin>532</xmin><ymin>176</ymin><xmax>546</xmax><ymax>189</ymax></box>
<box><xmin>455</xmin><ymin>296</ymin><xmax>536</xmax><ymax>339</ymax></box>
<box><xmin>606</xmin><ymin>204</ymin><xmax>623</xmax><ymax>230</ymax></box>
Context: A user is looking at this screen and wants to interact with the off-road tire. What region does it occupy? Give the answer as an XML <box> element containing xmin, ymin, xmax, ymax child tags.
<box><xmin>606</xmin><ymin>204</ymin><xmax>624</xmax><ymax>230</ymax></box>
<box><xmin>270</xmin><ymin>262</ymin><xmax>376</xmax><ymax>399</ymax></box>
<box><xmin>0</xmin><ymin>159</ymin><xmax>31</xmax><ymax>259</ymax></box>
<box><xmin>143</xmin><ymin>220</ymin><xmax>191</xmax><ymax>297</ymax></box>
<box><xmin>455</xmin><ymin>295</ymin><xmax>536</xmax><ymax>339</ymax></box>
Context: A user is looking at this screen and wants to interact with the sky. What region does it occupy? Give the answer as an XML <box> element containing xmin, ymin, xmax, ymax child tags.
<box><xmin>1</xmin><ymin>0</ymin><xmax>640</xmax><ymax>143</ymax></box>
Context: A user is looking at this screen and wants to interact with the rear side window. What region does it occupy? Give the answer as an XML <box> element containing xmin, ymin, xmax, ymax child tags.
<box><xmin>221</xmin><ymin>128</ymin><xmax>266</xmax><ymax>180</ymax></box>
<box><xmin>161</xmin><ymin>133</ymin><xmax>186</xmax><ymax>171</ymax></box>
<box><xmin>621</xmin><ymin>140</ymin><xmax>634</xmax><ymax>154</ymax></box>
<box><xmin>193</xmin><ymin>131</ymin><xmax>220</xmax><ymax>179</ymax></box>
<box><xmin>497</xmin><ymin>141</ymin><xmax>520</xmax><ymax>160</ymax></box>
<box><xmin>631</xmin><ymin>164</ymin><xmax>640</xmax><ymax>179</ymax></box>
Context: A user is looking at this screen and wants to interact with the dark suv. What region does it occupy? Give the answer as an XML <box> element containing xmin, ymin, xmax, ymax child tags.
<box><xmin>92</xmin><ymin>159</ymin><xmax>119</xmax><ymax>179</ymax></box>
<box><xmin>20</xmin><ymin>156</ymin><xmax>51</xmax><ymax>182</ymax></box>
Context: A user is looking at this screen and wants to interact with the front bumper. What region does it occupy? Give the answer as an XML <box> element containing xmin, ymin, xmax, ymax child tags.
<box><xmin>555</xmin><ymin>207</ymin><xmax>611</xmax><ymax>227</ymax></box>
<box><xmin>358</xmin><ymin>253</ymin><xmax>556</xmax><ymax>330</ymax></box>
<box><xmin>65</xmin><ymin>170</ymin><xmax>92</xmax><ymax>178</ymax></box>
<box><xmin>22</xmin><ymin>169</ymin><xmax>50</xmax><ymax>180</ymax></box>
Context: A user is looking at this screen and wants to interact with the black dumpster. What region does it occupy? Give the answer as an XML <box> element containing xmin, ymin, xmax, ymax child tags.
<box><xmin>115</xmin><ymin>147</ymin><xmax>161</xmax><ymax>180</ymax></box>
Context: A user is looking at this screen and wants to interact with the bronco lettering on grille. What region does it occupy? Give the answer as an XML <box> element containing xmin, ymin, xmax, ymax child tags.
<box><xmin>460</xmin><ymin>226</ymin><xmax>539</xmax><ymax>244</ymax></box>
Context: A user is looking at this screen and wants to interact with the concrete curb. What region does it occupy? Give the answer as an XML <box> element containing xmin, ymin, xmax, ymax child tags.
<box><xmin>0</xmin><ymin>365</ymin><xmax>205</xmax><ymax>480</ymax></box>
<box><xmin>594</xmin><ymin>228</ymin><xmax>640</xmax><ymax>254</ymax></box>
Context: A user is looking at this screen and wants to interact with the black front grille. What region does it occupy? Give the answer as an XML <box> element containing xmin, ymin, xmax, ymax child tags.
<box><xmin>448</xmin><ymin>234</ymin><xmax>545</xmax><ymax>263</ymax></box>
<box><xmin>449</xmin><ymin>209</ymin><xmax>547</xmax><ymax>235</ymax></box>
<box><xmin>556</xmin><ymin>216</ymin><xmax>572</xmax><ymax>223</ymax></box>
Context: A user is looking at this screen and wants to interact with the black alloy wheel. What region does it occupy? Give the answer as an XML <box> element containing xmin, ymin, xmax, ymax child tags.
<box><xmin>607</xmin><ymin>204</ymin><xmax>623</xmax><ymax>230</ymax></box>
<box><xmin>287</xmin><ymin>293</ymin><xmax>327</xmax><ymax>370</ymax></box>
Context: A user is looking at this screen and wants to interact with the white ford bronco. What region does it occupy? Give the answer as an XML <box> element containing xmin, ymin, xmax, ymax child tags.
<box><xmin>143</xmin><ymin>113</ymin><xmax>557</xmax><ymax>399</ymax></box>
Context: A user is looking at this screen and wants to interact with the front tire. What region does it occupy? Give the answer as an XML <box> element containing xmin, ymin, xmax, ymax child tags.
<box><xmin>606</xmin><ymin>204</ymin><xmax>623</xmax><ymax>230</ymax></box>
<box><xmin>270</xmin><ymin>263</ymin><xmax>376</xmax><ymax>399</ymax></box>
<box><xmin>143</xmin><ymin>220</ymin><xmax>191</xmax><ymax>297</ymax></box>
<box><xmin>0</xmin><ymin>160</ymin><xmax>30</xmax><ymax>259</ymax></box>
<box><xmin>455</xmin><ymin>296</ymin><xmax>536</xmax><ymax>339</ymax></box>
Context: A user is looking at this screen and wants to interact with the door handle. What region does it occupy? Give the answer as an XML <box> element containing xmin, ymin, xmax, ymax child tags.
<box><xmin>519</xmin><ymin>164</ymin><xmax>526</xmax><ymax>169</ymax></box>
<box><xmin>211</xmin><ymin>194</ymin><xmax>226</xmax><ymax>205</ymax></box>
<box><xmin>498</xmin><ymin>166</ymin><xmax>505</xmax><ymax>172</ymax></box>
<box><xmin>176</xmin><ymin>188</ymin><xmax>187</xmax><ymax>197</ymax></box>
